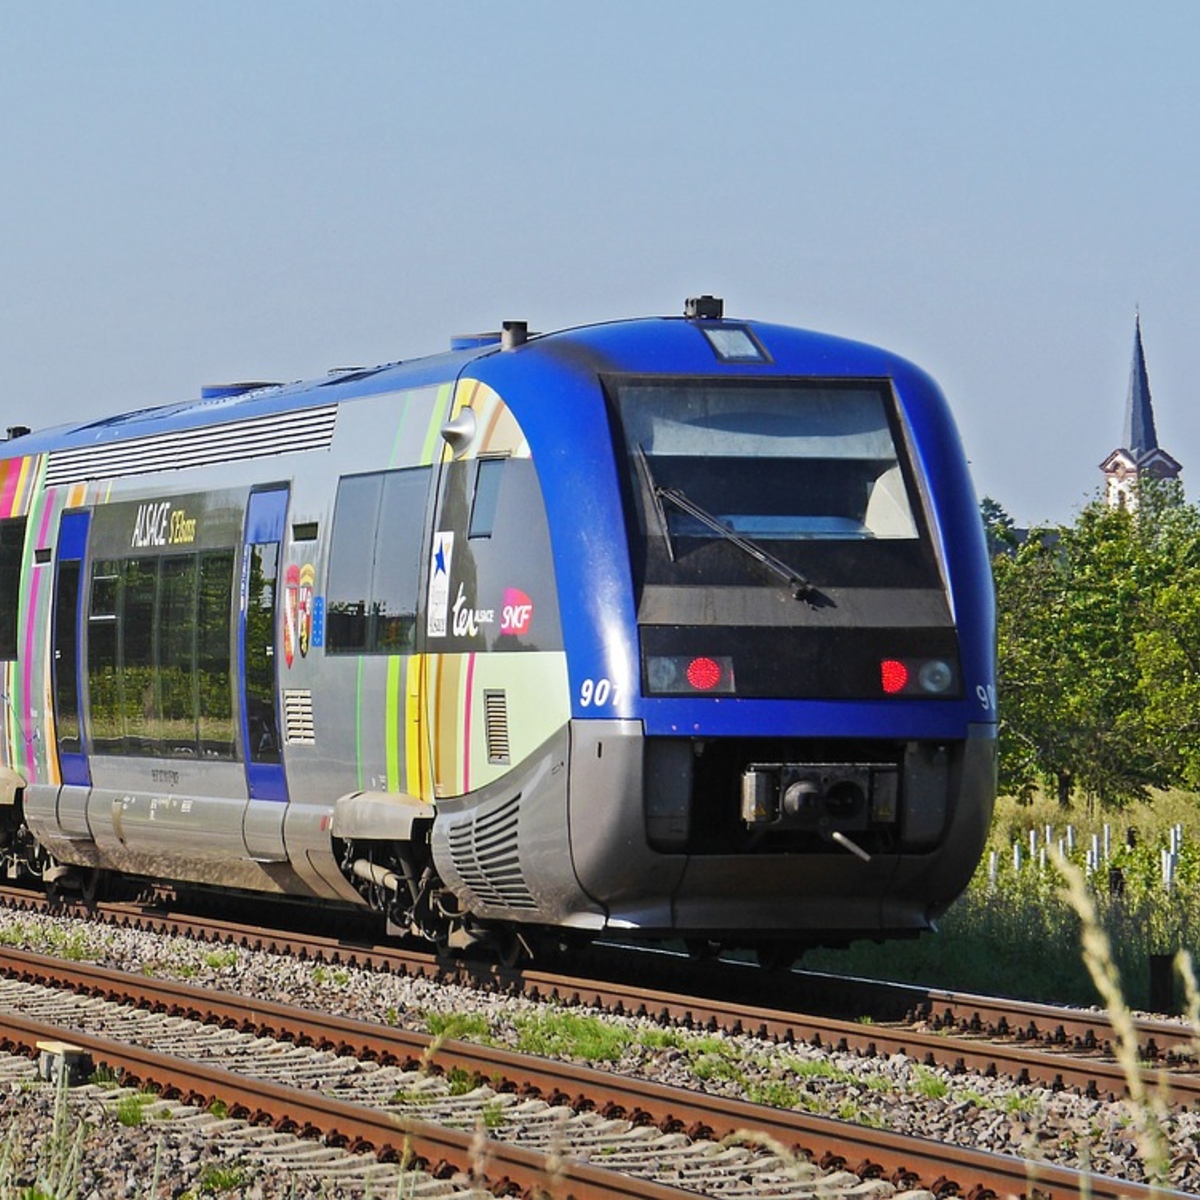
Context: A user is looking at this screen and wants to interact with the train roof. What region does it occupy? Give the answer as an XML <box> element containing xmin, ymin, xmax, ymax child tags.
<box><xmin>2</xmin><ymin>306</ymin><xmax>921</xmax><ymax>462</ymax></box>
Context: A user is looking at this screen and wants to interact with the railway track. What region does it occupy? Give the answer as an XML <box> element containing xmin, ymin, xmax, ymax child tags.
<box><xmin>6</xmin><ymin>884</ymin><xmax>1197</xmax><ymax>1106</ymax></box>
<box><xmin>1</xmin><ymin>943</ymin><xmax>1193</xmax><ymax>1199</ymax></box>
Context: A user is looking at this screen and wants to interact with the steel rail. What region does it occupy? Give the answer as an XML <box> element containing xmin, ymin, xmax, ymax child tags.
<box><xmin>0</xmin><ymin>1007</ymin><xmax>702</xmax><ymax>1200</ymax></box>
<box><xmin>4</xmin><ymin>887</ymin><xmax>1199</xmax><ymax>1093</ymax></box>
<box><xmin>0</xmin><ymin>946</ymin><xmax>1189</xmax><ymax>1200</ymax></box>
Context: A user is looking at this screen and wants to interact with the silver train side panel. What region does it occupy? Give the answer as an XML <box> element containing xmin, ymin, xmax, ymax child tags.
<box><xmin>429</xmin><ymin>724</ymin><xmax>606</xmax><ymax>931</ymax></box>
<box><xmin>22</xmin><ymin>773</ymin><xmax>361</xmax><ymax>903</ymax></box>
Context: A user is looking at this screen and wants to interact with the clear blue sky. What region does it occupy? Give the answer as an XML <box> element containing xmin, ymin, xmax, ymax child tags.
<box><xmin>2</xmin><ymin>2</ymin><xmax>1197</xmax><ymax>528</ymax></box>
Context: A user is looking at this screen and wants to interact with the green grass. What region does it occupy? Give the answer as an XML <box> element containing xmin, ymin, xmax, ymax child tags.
<box><xmin>114</xmin><ymin>1091</ymin><xmax>160</xmax><ymax>1127</ymax></box>
<box><xmin>746</xmin><ymin>1079</ymin><xmax>801</xmax><ymax>1108</ymax></box>
<box><xmin>513</xmin><ymin>1008</ymin><xmax>631</xmax><ymax>1062</ymax></box>
<box><xmin>181</xmin><ymin>1162</ymin><xmax>250</xmax><ymax>1196</ymax></box>
<box><xmin>805</xmin><ymin>790</ymin><xmax>1200</xmax><ymax>1010</ymax></box>
<box><xmin>425</xmin><ymin>1011</ymin><xmax>492</xmax><ymax>1042</ymax></box>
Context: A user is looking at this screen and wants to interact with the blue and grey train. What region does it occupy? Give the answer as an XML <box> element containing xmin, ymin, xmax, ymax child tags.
<box><xmin>0</xmin><ymin>297</ymin><xmax>996</xmax><ymax>961</ymax></box>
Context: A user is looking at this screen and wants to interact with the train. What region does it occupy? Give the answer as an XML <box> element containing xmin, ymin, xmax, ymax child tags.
<box><xmin>0</xmin><ymin>297</ymin><xmax>996</xmax><ymax>964</ymax></box>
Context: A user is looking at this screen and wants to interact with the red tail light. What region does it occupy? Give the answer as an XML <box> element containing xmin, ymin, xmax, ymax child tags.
<box><xmin>880</xmin><ymin>659</ymin><xmax>909</xmax><ymax>694</ymax></box>
<box><xmin>645</xmin><ymin>654</ymin><xmax>736</xmax><ymax>695</ymax></box>
<box><xmin>686</xmin><ymin>656</ymin><xmax>723</xmax><ymax>691</ymax></box>
<box><xmin>880</xmin><ymin>657</ymin><xmax>957</xmax><ymax>696</ymax></box>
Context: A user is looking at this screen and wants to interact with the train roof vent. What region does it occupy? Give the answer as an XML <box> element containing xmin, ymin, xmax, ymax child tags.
<box><xmin>451</xmin><ymin>333</ymin><xmax>503</xmax><ymax>351</ymax></box>
<box><xmin>44</xmin><ymin>404</ymin><xmax>338</xmax><ymax>487</ymax></box>
<box><xmin>200</xmin><ymin>382</ymin><xmax>281</xmax><ymax>400</ymax></box>
<box><xmin>320</xmin><ymin>366</ymin><xmax>387</xmax><ymax>386</ymax></box>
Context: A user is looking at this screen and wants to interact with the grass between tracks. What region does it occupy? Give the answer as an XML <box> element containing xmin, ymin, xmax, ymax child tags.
<box><xmin>804</xmin><ymin>790</ymin><xmax>1200</xmax><ymax>1010</ymax></box>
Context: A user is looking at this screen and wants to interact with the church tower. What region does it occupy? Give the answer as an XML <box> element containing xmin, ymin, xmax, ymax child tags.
<box><xmin>1100</xmin><ymin>314</ymin><xmax>1180</xmax><ymax>509</ymax></box>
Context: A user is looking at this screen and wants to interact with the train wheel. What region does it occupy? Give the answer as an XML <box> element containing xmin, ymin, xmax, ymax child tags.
<box><xmin>80</xmin><ymin>868</ymin><xmax>105</xmax><ymax>907</ymax></box>
<box><xmin>495</xmin><ymin>928</ymin><xmax>534</xmax><ymax>968</ymax></box>
<box><xmin>685</xmin><ymin>938</ymin><xmax>721</xmax><ymax>962</ymax></box>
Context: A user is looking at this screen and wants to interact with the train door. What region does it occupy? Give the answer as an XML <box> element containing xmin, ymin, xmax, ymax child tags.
<box><xmin>240</xmin><ymin>487</ymin><xmax>287</xmax><ymax>804</ymax></box>
<box><xmin>52</xmin><ymin>511</ymin><xmax>90</xmax><ymax>787</ymax></box>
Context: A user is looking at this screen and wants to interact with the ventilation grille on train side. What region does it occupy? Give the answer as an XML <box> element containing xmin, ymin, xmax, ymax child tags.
<box><xmin>282</xmin><ymin>690</ymin><xmax>316</xmax><ymax>745</ymax></box>
<box><xmin>44</xmin><ymin>405</ymin><xmax>338</xmax><ymax>486</ymax></box>
<box><xmin>483</xmin><ymin>689</ymin><xmax>510</xmax><ymax>765</ymax></box>
<box><xmin>446</xmin><ymin>793</ymin><xmax>536</xmax><ymax>910</ymax></box>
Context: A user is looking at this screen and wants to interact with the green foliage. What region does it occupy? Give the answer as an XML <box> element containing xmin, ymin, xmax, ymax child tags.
<box><xmin>808</xmin><ymin>792</ymin><xmax>1200</xmax><ymax>1008</ymax></box>
<box><xmin>746</xmin><ymin>1079</ymin><xmax>801</xmax><ymax>1108</ymax></box>
<box><xmin>691</xmin><ymin>1052</ymin><xmax>744</xmax><ymax>1083</ymax></box>
<box><xmin>424</xmin><ymin>1011</ymin><xmax>492</xmax><ymax>1042</ymax></box>
<box><xmin>480</xmin><ymin>1098</ymin><xmax>507</xmax><ymax>1129</ymax></box>
<box><xmin>444</xmin><ymin>1067</ymin><xmax>476</xmax><ymax>1096</ymax></box>
<box><xmin>44</xmin><ymin>927</ymin><xmax>92</xmax><ymax>963</ymax></box>
<box><xmin>513</xmin><ymin>1008</ymin><xmax>631</xmax><ymax>1063</ymax></box>
<box><xmin>991</xmin><ymin>482</ymin><xmax>1200</xmax><ymax>807</ymax></box>
<box><xmin>637</xmin><ymin>1027</ymin><xmax>687</xmax><ymax>1051</ymax></box>
<box><xmin>114</xmin><ymin>1092</ymin><xmax>159</xmax><ymax>1128</ymax></box>
<box><xmin>0</xmin><ymin>1072</ymin><xmax>87</xmax><ymax>1198</ymax></box>
<box><xmin>911</xmin><ymin>1066</ymin><xmax>949</xmax><ymax>1099</ymax></box>
<box><xmin>979</xmin><ymin>495</ymin><xmax>1018</xmax><ymax>557</ymax></box>
<box><xmin>184</xmin><ymin>1163</ymin><xmax>250</xmax><ymax>1196</ymax></box>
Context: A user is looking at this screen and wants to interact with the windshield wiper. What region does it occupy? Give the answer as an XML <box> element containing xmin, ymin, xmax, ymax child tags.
<box><xmin>655</xmin><ymin>485</ymin><xmax>818</xmax><ymax>603</ymax></box>
<box><xmin>634</xmin><ymin>446</ymin><xmax>677</xmax><ymax>560</ymax></box>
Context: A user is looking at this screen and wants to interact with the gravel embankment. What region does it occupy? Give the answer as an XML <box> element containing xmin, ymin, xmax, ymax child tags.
<box><xmin>2</xmin><ymin>909</ymin><xmax>1199</xmax><ymax>1194</ymax></box>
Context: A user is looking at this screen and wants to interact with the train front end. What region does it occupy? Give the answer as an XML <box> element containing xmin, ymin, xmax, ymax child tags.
<box><xmin>468</xmin><ymin>301</ymin><xmax>996</xmax><ymax>953</ymax></box>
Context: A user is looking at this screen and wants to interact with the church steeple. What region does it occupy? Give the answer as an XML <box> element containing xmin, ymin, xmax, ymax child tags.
<box><xmin>1101</xmin><ymin>314</ymin><xmax>1180</xmax><ymax>509</ymax></box>
<box><xmin>1124</xmin><ymin>313</ymin><xmax>1159</xmax><ymax>457</ymax></box>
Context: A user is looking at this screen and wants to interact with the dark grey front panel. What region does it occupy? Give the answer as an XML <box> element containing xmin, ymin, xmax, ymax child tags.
<box><xmin>431</xmin><ymin>725</ymin><xmax>603</xmax><ymax>929</ymax></box>
<box><xmin>566</xmin><ymin>719</ymin><xmax>683</xmax><ymax>931</ymax></box>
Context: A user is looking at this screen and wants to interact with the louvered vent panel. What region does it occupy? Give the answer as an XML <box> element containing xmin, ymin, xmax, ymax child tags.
<box><xmin>282</xmin><ymin>690</ymin><xmax>316</xmax><ymax>745</ymax></box>
<box><xmin>44</xmin><ymin>405</ymin><xmax>338</xmax><ymax>486</ymax></box>
<box><xmin>447</xmin><ymin>792</ymin><xmax>535</xmax><ymax>909</ymax></box>
<box><xmin>483</xmin><ymin>689</ymin><xmax>510</xmax><ymax>765</ymax></box>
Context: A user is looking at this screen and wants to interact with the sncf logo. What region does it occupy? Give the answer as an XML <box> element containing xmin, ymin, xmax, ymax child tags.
<box><xmin>500</xmin><ymin>588</ymin><xmax>534</xmax><ymax>636</ymax></box>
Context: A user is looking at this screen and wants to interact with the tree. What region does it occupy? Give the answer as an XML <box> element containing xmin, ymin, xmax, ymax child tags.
<box><xmin>992</xmin><ymin>526</ymin><xmax>1077</xmax><ymax>805</ymax></box>
<box><xmin>992</xmin><ymin>481</ymin><xmax>1200</xmax><ymax>809</ymax></box>
<box><xmin>979</xmin><ymin>495</ymin><xmax>1018</xmax><ymax>558</ymax></box>
<box><xmin>1130</xmin><ymin>485</ymin><xmax>1200</xmax><ymax>789</ymax></box>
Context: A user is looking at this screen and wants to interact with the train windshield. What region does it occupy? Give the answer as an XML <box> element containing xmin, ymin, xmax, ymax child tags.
<box><xmin>609</xmin><ymin>378</ymin><xmax>937</xmax><ymax>591</ymax></box>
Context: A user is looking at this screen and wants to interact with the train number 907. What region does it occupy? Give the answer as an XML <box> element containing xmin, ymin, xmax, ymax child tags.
<box><xmin>579</xmin><ymin>678</ymin><xmax>621</xmax><ymax>708</ymax></box>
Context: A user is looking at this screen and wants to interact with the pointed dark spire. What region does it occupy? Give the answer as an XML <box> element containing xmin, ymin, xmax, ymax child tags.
<box><xmin>1124</xmin><ymin>313</ymin><xmax>1159</xmax><ymax>457</ymax></box>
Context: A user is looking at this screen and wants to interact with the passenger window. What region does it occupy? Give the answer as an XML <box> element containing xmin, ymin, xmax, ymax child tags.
<box><xmin>159</xmin><ymin>556</ymin><xmax>198</xmax><ymax>755</ymax></box>
<box><xmin>325</xmin><ymin>474</ymin><xmax>382</xmax><ymax>652</ymax></box>
<box><xmin>197</xmin><ymin>551</ymin><xmax>235</xmax><ymax>758</ymax></box>
<box><xmin>0</xmin><ymin>517</ymin><xmax>26</xmax><ymax>659</ymax></box>
<box><xmin>53</xmin><ymin>561</ymin><xmax>83</xmax><ymax>755</ymax></box>
<box><xmin>87</xmin><ymin>561</ymin><xmax>121</xmax><ymax>754</ymax></box>
<box><xmin>373</xmin><ymin>470</ymin><xmax>428</xmax><ymax>652</ymax></box>
<box><xmin>468</xmin><ymin>458</ymin><xmax>506</xmax><ymax>539</ymax></box>
<box><xmin>244</xmin><ymin>542</ymin><xmax>281</xmax><ymax>764</ymax></box>
<box><xmin>327</xmin><ymin>467</ymin><xmax>429</xmax><ymax>654</ymax></box>
<box><xmin>122</xmin><ymin>559</ymin><xmax>157</xmax><ymax>754</ymax></box>
<box><xmin>85</xmin><ymin>551</ymin><xmax>237</xmax><ymax>760</ymax></box>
